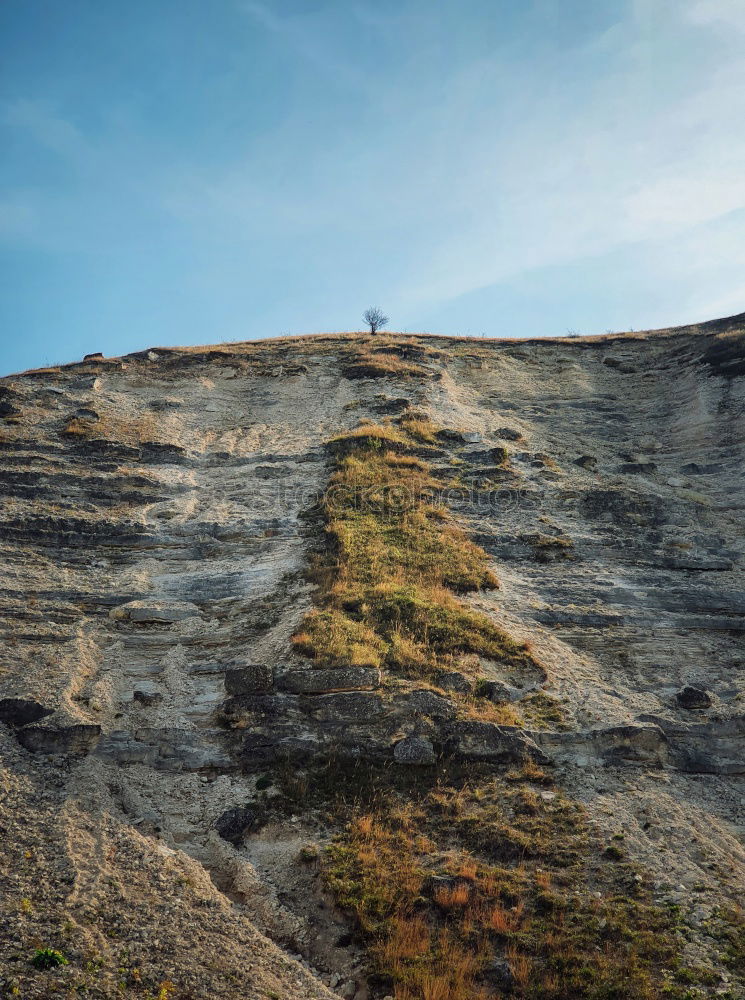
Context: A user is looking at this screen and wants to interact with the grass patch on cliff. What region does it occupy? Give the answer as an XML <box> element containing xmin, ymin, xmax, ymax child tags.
<box><xmin>518</xmin><ymin>693</ymin><xmax>570</xmax><ymax>731</ymax></box>
<box><xmin>342</xmin><ymin>351</ymin><xmax>427</xmax><ymax>380</ymax></box>
<box><xmin>715</xmin><ymin>905</ymin><xmax>745</xmax><ymax>975</ymax></box>
<box><xmin>399</xmin><ymin>412</ymin><xmax>440</xmax><ymax>443</ymax></box>
<box><xmin>61</xmin><ymin>410</ymin><xmax>165</xmax><ymax>445</ymax></box>
<box><xmin>323</xmin><ymin>775</ymin><xmax>701</xmax><ymax>1000</ymax></box>
<box><xmin>293</xmin><ymin>420</ymin><xmax>538</xmax><ymax>682</ymax></box>
<box><xmin>292</xmin><ymin>412</ymin><xmax>700</xmax><ymax>1000</ymax></box>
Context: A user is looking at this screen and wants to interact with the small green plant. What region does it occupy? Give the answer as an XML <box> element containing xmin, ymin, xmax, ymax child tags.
<box><xmin>298</xmin><ymin>843</ymin><xmax>320</xmax><ymax>862</ymax></box>
<box><xmin>144</xmin><ymin>982</ymin><xmax>175</xmax><ymax>1000</ymax></box>
<box><xmin>31</xmin><ymin>947</ymin><xmax>69</xmax><ymax>969</ymax></box>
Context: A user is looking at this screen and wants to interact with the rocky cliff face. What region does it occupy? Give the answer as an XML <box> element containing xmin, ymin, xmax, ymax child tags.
<box><xmin>1</xmin><ymin>317</ymin><xmax>744</xmax><ymax>999</ymax></box>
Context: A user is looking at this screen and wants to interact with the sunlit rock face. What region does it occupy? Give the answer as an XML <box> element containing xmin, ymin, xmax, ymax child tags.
<box><xmin>0</xmin><ymin>315</ymin><xmax>743</xmax><ymax>997</ymax></box>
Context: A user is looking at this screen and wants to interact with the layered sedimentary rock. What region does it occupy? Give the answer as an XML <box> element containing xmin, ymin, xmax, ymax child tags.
<box><xmin>1</xmin><ymin>315</ymin><xmax>744</xmax><ymax>997</ymax></box>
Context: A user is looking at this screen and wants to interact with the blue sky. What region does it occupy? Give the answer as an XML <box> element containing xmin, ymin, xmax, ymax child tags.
<box><xmin>1</xmin><ymin>0</ymin><xmax>745</xmax><ymax>374</ymax></box>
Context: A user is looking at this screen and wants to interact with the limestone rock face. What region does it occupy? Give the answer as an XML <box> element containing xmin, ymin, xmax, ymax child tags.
<box><xmin>1</xmin><ymin>317</ymin><xmax>744</xmax><ymax>997</ymax></box>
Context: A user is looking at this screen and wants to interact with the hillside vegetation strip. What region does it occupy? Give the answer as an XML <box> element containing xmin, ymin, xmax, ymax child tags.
<box><xmin>320</xmin><ymin>770</ymin><xmax>710</xmax><ymax>1000</ymax></box>
<box><xmin>287</xmin><ymin>411</ymin><xmax>712</xmax><ymax>999</ymax></box>
<box><xmin>292</xmin><ymin>418</ymin><xmax>537</xmax><ymax>683</ymax></box>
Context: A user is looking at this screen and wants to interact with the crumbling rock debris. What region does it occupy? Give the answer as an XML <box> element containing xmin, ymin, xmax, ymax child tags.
<box><xmin>133</xmin><ymin>688</ymin><xmax>163</xmax><ymax>707</ymax></box>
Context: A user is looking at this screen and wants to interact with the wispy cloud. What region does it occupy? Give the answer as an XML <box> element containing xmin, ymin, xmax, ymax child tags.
<box><xmin>237</xmin><ymin>0</ymin><xmax>367</xmax><ymax>91</ymax></box>
<box><xmin>686</xmin><ymin>0</ymin><xmax>745</xmax><ymax>32</ymax></box>
<box><xmin>2</xmin><ymin>99</ymin><xmax>93</xmax><ymax>163</ymax></box>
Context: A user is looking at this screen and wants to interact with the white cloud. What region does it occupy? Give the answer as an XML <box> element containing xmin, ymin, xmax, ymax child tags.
<box><xmin>625</xmin><ymin>169</ymin><xmax>745</xmax><ymax>229</ymax></box>
<box><xmin>685</xmin><ymin>0</ymin><xmax>745</xmax><ymax>32</ymax></box>
<box><xmin>386</xmin><ymin>0</ymin><xmax>745</xmax><ymax>315</ymax></box>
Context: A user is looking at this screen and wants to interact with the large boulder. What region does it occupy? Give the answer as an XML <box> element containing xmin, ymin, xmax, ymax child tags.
<box><xmin>393</xmin><ymin>735</ymin><xmax>436</xmax><ymax>765</ymax></box>
<box><xmin>0</xmin><ymin>698</ymin><xmax>54</xmax><ymax>727</ymax></box>
<box><xmin>110</xmin><ymin>600</ymin><xmax>200</xmax><ymax>623</ymax></box>
<box><xmin>224</xmin><ymin>664</ymin><xmax>274</xmax><ymax>695</ymax></box>
<box><xmin>214</xmin><ymin>805</ymin><xmax>266</xmax><ymax>845</ymax></box>
<box><xmin>219</xmin><ymin>694</ymin><xmax>299</xmax><ymax>729</ymax></box>
<box><xmin>280</xmin><ymin>668</ymin><xmax>381</xmax><ymax>694</ymax></box>
<box><xmin>302</xmin><ymin>692</ymin><xmax>384</xmax><ymax>723</ymax></box>
<box><xmin>481</xmin><ymin>959</ymin><xmax>516</xmax><ymax>992</ymax></box>
<box><xmin>590</xmin><ymin>722</ymin><xmax>668</xmax><ymax>764</ymax></box>
<box><xmin>475</xmin><ymin>680</ymin><xmax>517</xmax><ymax>703</ymax></box>
<box><xmin>395</xmin><ymin>689</ymin><xmax>455</xmax><ymax>720</ymax></box>
<box><xmin>676</xmin><ymin>686</ymin><xmax>712</xmax><ymax>710</ymax></box>
<box><xmin>446</xmin><ymin>721</ymin><xmax>549</xmax><ymax>765</ymax></box>
<box><xmin>16</xmin><ymin>724</ymin><xmax>101</xmax><ymax>756</ymax></box>
<box><xmin>432</xmin><ymin>669</ymin><xmax>473</xmax><ymax>694</ymax></box>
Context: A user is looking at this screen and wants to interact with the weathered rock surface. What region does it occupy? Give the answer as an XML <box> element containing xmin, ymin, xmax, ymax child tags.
<box><xmin>393</xmin><ymin>735</ymin><xmax>436</xmax><ymax>765</ymax></box>
<box><xmin>1</xmin><ymin>318</ymin><xmax>744</xmax><ymax>997</ymax></box>
<box><xmin>278</xmin><ymin>666</ymin><xmax>381</xmax><ymax>694</ymax></box>
<box><xmin>214</xmin><ymin>804</ymin><xmax>267</xmax><ymax>844</ymax></box>
<box><xmin>225</xmin><ymin>663</ymin><xmax>274</xmax><ymax>694</ymax></box>
<box><xmin>15</xmin><ymin>723</ymin><xmax>102</xmax><ymax>755</ymax></box>
<box><xmin>446</xmin><ymin>721</ymin><xmax>550</xmax><ymax>764</ymax></box>
<box><xmin>676</xmin><ymin>684</ymin><xmax>712</xmax><ymax>710</ymax></box>
<box><xmin>0</xmin><ymin>696</ymin><xmax>54</xmax><ymax>726</ymax></box>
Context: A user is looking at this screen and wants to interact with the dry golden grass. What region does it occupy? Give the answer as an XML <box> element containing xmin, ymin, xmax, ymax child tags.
<box><xmin>15</xmin><ymin>317</ymin><xmax>733</xmax><ymax>380</ymax></box>
<box><xmin>342</xmin><ymin>350</ymin><xmax>426</xmax><ymax>380</ymax></box>
<box><xmin>506</xmin><ymin>946</ymin><xmax>532</xmax><ymax>989</ymax></box>
<box><xmin>484</xmin><ymin>901</ymin><xmax>521</xmax><ymax>935</ymax></box>
<box><xmin>294</xmin><ymin>417</ymin><xmax>542</xmax><ymax>687</ymax></box>
<box><xmin>456</xmin><ymin>858</ymin><xmax>478</xmax><ymax>881</ymax></box>
<box><xmin>376</xmin><ymin>914</ymin><xmax>431</xmax><ymax>964</ymax></box>
<box><xmin>327</xmin><ymin>422</ymin><xmax>408</xmax><ymax>454</ymax></box>
<box><xmin>61</xmin><ymin>410</ymin><xmax>166</xmax><ymax>445</ymax></box>
<box><xmin>322</xmin><ymin>774</ymin><xmax>697</xmax><ymax>1000</ymax></box>
<box><xmin>458</xmin><ymin>693</ymin><xmax>523</xmax><ymax>727</ymax></box>
<box><xmin>434</xmin><ymin>883</ymin><xmax>471</xmax><ymax>910</ymax></box>
<box><xmin>399</xmin><ymin>414</ymin><xmax>440</xmax><ymax>443</ymax></box>
<box><xmin>303</xmin><ymin>411</ymin><xmax>698</xmax><ymax>999</ymax></box>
